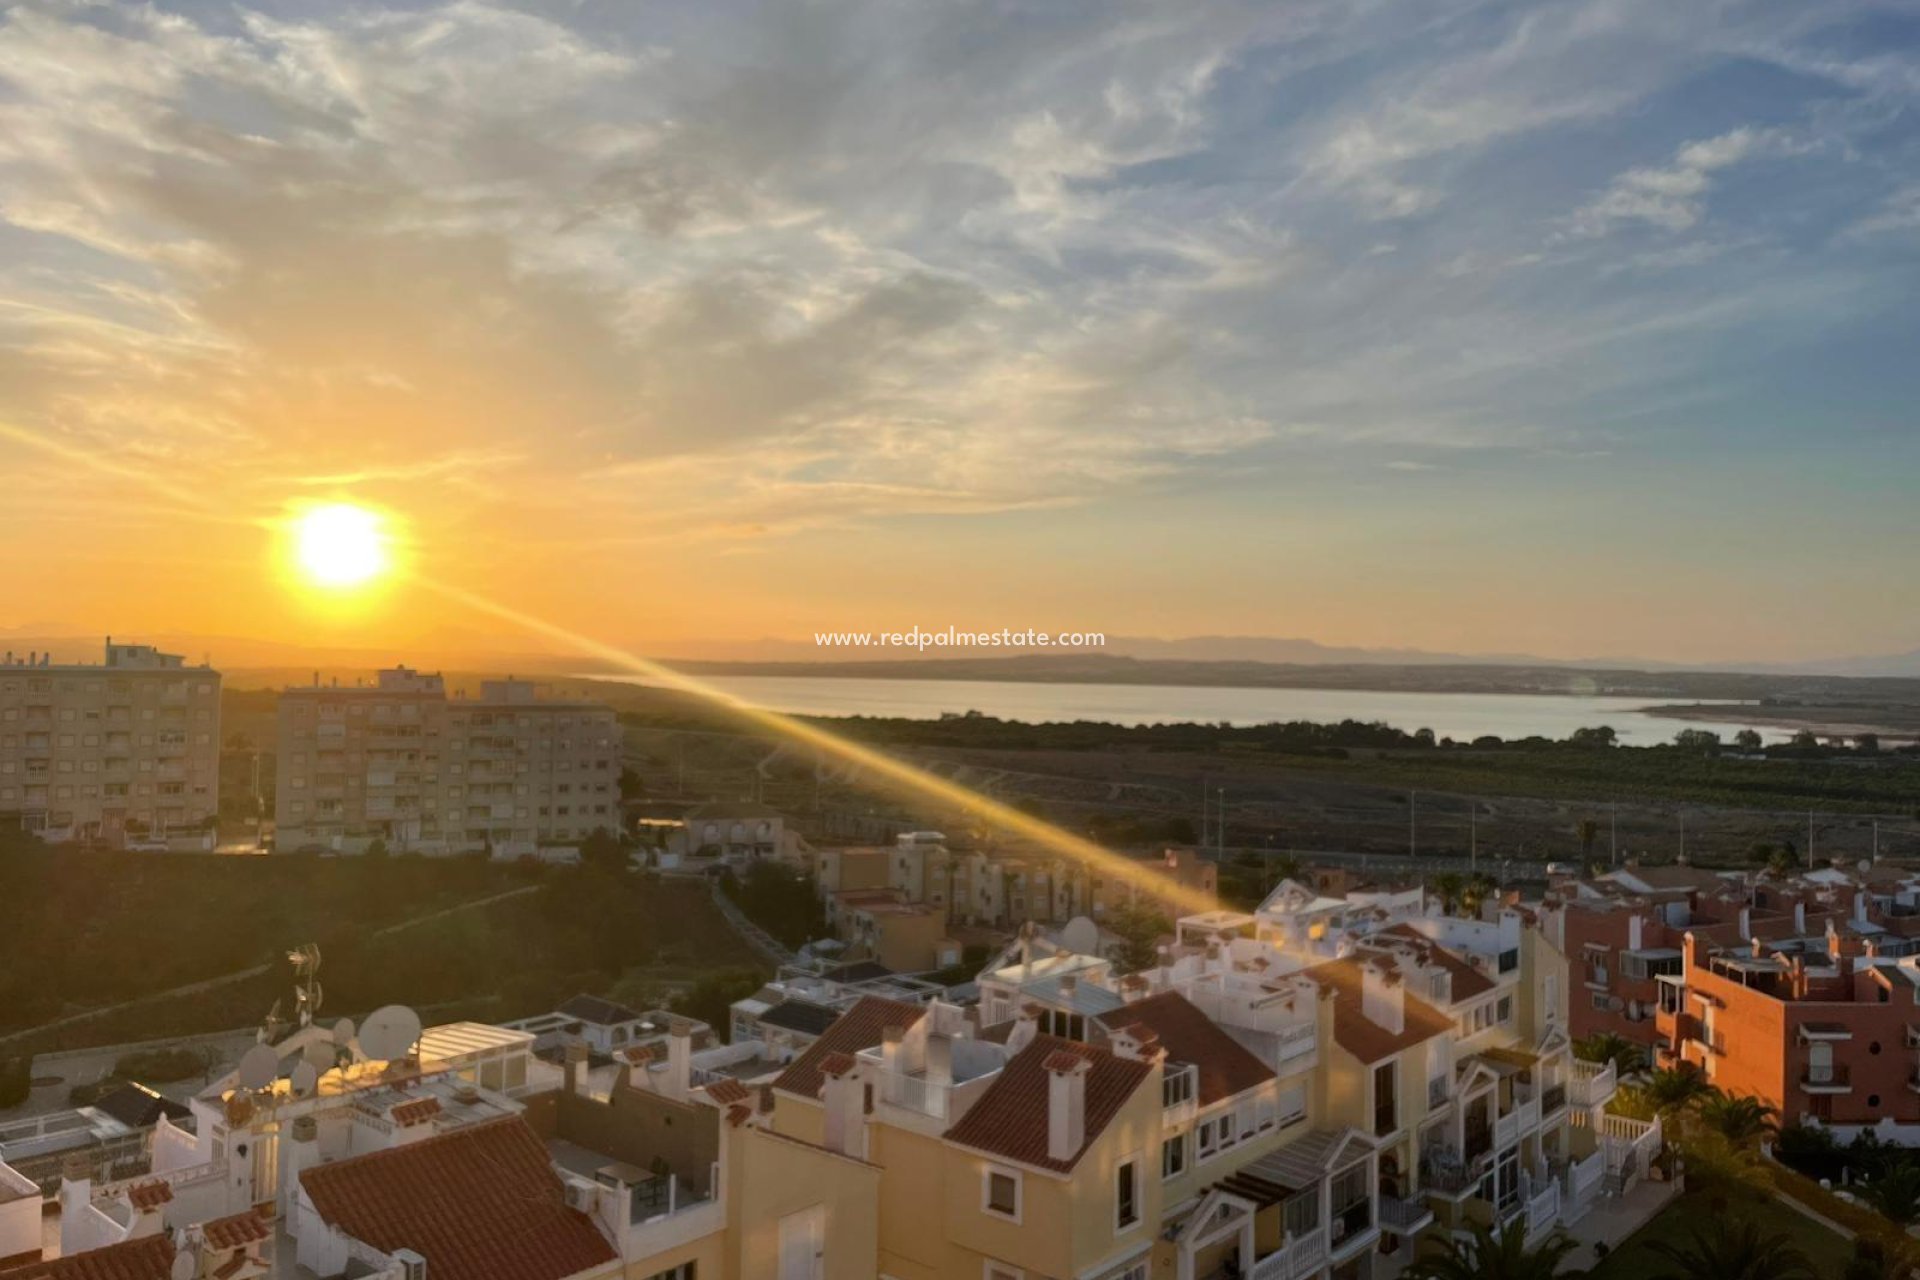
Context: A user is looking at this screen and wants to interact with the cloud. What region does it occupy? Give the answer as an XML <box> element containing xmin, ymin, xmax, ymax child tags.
<box><xmin>0</xmin><ymin>0</ymin><xmax>1912</xmax><ymax>566</ymax></box>
<box><xmin>1571</xmin><ymin>127</ymin><xmax>1786</xmax><ymax>235</ymax></box>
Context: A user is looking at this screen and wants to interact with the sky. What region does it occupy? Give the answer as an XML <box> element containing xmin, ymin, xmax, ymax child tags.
<box><xmin>0</xmin><ymin>0</ymin><xmax>1917</xmax><ymax>666</ymax></box>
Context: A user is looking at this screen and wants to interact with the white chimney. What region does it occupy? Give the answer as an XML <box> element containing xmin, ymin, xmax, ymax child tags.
<box><xmin>1628</xmin><ymin>914</ymin><xmax>1643</xmax><ymax>951</ymax></box>
<box><xmin>1738</xmin><ymin>906</ymin><xmax>1751</xmax><ymax>939</ymax></box>
<box><xmin>666</xmin><ymin>1016</ymin><xmax>694</xmax><ymax>1100</ymax></box>
<box><xmin>1794</xmin><ymin>901</ymin><xmax>1807</xmax><ymax>931</ymax></box>
<box><xmin>1857</xmin><ymin>891</ymin><xmax>1870</xmax><ymax>925</ymax></box>
<box><xmin>1008</xmin><ymin>1005</ymin><xmax>1040</xmax><ymax>1054</ymax></box>
<box><xmin>1046</xmin><ymin>1052</ymin><xmax>1090</xmax><ymax>1162</ymax></box>
<box><xmin>1360</xmin><ymin>962</ymin><xmax>1404</xmax><ymax>1036</ymax></box>
<box><xmin>926</xmin><ymin>1033</ymin><xmax>953</xmax><ymax>1088</ymax></box>
<box><xmin>882</xmin><ymin>1024</ymin><xmax>906</xmax><ymax>1075</ymax></box>
<box><xmin>820</xmin><ymin>1055</ymin><xmax>863</xmax><ymax>1157</ymax></box>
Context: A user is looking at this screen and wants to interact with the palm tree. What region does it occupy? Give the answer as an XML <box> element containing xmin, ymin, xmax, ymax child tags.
<box><xmin>1649</xmin><ymin>1218</ymin><xmax>1815</xmax><ymax>1280</ymax></box>
<box><xmin>1403</xmin><ymin>1219</ymin><xmax>1583</xmax><ymax>1280</ymax></box>
<box><xmin>1855</xmin><ymin>1163</ymin><xmax>1920</xmax><ymax>1226</ymax></box>
<box><xmin>1432</xmin><ymin>873</ymin><xmax>1466</xmax><ymax>914</ymax></box>
<box><xmin>1574</xmin><ymin>1032</ymin><xmax>1647</xmax><ymax>1077</ymax></box>
<box><xmin>1643</xmin><ymin>1064</ymin><xmax>1718</xmax><ymax>1116</ymax></box>
<box><xmin>1695</xmin><ymin>1093</ymin><xmax>1778</xmax><ymax>1147</ymax></box>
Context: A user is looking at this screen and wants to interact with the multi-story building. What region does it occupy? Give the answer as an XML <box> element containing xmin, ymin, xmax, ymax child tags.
<box><xmin>5</xmin><ymin>878</ymin><xmax>1621</xmax><ymax>1280</ymax></box>
<box><xmin>274</xmin><ymin>668</ymin><xmax>621</xmax><ymax>855</ymax></box>
<box><xmin>871</xmin><ymin>834</ymin><xmax>1221</xmax><ymax>930</ymax></box>
<box><xmin>0</xmin><ymin>639</ymin><xmax>221</xmax><ymax>844</ymax></box>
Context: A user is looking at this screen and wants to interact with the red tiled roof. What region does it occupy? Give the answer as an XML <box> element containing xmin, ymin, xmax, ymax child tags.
<box><xmin>0</xmin><ymin>1235</ymin><xmax>174</xmax><ymax>1280</ymax></box>
<box><xmin>126</xmin><ymin>1181</ymin><xmax>172</xmax><ymax>1212</ymax></box>
<box><xmin>1375</xmin><ymin>925</ymin><xmax>1496</xmax><ymax>1001</ymax></box>
<box><xmin>704</xmin><ymin>1078</ymin><xmax>750</xmax><ymax>1106</ymax></box>
<box><xmin>201</xmin><ymin>1210</ymin><xmax>272</xmax><ymax>1250</ymax></box>
<box><xmin>1042</xmin><ymin>1050</ymin><xmax>1085</xmax><ymax>1073</ymax></box>
<box><xmin>943</xmin><ymin>1035</ymin><xmax>1152</xmax><ymax>1173</ymax></box>
<box><xmin>1094</xmin><ymin>991</ymin><xmax>1274</xmax><ymax>1106</ymax></box>
<box><xmin>390</xmin><ymin>1097</ymin><xmax>441</xmax><ymax>1127</ymax></box>
<box><xmin>771</xmin><ymin>996</ymin><xmax>925</xmax><ymax>1099</ymax></box>
<box><xmin>1303</xmin><ymin>958</ymin><xmax>1455</xmax><ymax>1064</ymax></box>
<box><xmin>298</xmin><ymin>1117</ymin><xmax>616</xmax><ymax>1280</ymax></box>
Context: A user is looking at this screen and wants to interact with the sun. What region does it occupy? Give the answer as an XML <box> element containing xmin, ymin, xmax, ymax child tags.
<box><xmin>292</xmin><ymin>503</ymin><xmax>391</xmax><ymax>589</ymax></box>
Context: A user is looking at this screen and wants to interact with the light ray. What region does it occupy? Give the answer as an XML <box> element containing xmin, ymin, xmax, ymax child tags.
<box><xmin>0</xmin><ymin>415</ymin><xmax>1222</xmax><ymax>920</ymax></box>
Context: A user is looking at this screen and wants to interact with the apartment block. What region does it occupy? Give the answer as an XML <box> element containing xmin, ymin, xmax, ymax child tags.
<box><xmin>274</xmin><ymin>668</ymin><xmax>622</xmax><ymax>855</ymax></box>
<box><xmin>0</xmin><ymin>639</ymin><xmax>221</xmax><ymax>843</ymax></box>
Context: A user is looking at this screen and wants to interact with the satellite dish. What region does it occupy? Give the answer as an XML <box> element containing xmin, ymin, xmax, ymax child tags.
<box><xmin>290</xmin><ymin>1061</ymin><xmax>319</xmax><ymax>1097</ymax></box>
<box><xmin>332</xmin><ymin>1017</ymin><xmax>357</xmax><ymax>1046</ymax></box>
<box><xmin>304</xmin><ymin>1040</ymin><xmax>338</xmax><ymax>1072</ymax></box>
<box><xmin>172</xmin><ymin>1253</ymin><xmax>196</xmax><ymax>1280</ymax></box>
<box><xmin>1060</xmin><ymin>916</ymin><xmax>1100</xmax><ymax>956</ymax></box>
<box><xmin>237</xmin><ymin>1044</ymin><xmax>279</xmax><ymax>1091</ymax></box>
<box><xmin>360</xmin><ymin>1005</ymin><xmax>423</xmax><ymax>1062</ymax></box>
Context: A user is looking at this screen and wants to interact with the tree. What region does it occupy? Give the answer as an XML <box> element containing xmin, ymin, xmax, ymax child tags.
<box><xmin>1694</xmin><ymin>1093</ymin><xmax>1777</xmax><ymax>1147</ymax></box>
<box><xmin>1856</xmin><ymin>733</ymin><xmax>1881</xmax><ymax>755</ymax></box>
<box><xmin>1790</xmin><ymin>729</ymin><xmax>1820</xmax><ymax>752</ymax></box>
<box><xmin>578</xmin><ymin>828</ymin><xmax>630</xmax><ymax>876</ymax></box>
<box><xmin>1642</xmin><ymin>1064</ymin><xmax>1717</xmax><ymax>1115</ymax></box>
<box><xmin>1855</xmin><ymin>1164</ymin><xmax>1920</xmax><ymax>1226</ymax></box>
<box><xmin>618</xmin><ymin>766</ymin><xmax>644</xmax><ymax>802</ymax></box>
<box><xmin>1649</xmin><ymin>1218</ymin><xmax>1815</xmax><ymax>1280</ymax></box>
<box><xmin>1734</xmin><ymin>729</ymin><xmax>1764</xmax><ymax>751</ymax></box>
<box><xmin>1402</xmin><ymin>1219</ymin><xmax>1582</xmax><ymax>1280</ymax></box>
<box><xmin>1674</xmin><ymin>728</ymin><xmax>1723</xmax><ymax>754</ymax></box>
<box><xmin>1569</xmin><ymin>726</ymin><xmax>1617</xmax><ymax>749</ymax></box>
<box><xmin>1104</xmin><ymin>901</ymin><xmax>1172</xmax><ymax>973</ymax></box>
<box><xmin>669</xmin><ymin>968</ymin><xmax>767</xmax><ymax>1042</ymax></box>
<box><xmin>1573</xmin><ymin>1032</ymin><xmax>1646</xmax><ymax>1076</ymax></box>
<box><xmin>1767</xmin><ymin>846</ymin><xmax>1798</xmax><ymax>878</ymax></box>
<box><xmin>1577</xmin><ymin>819</ymin><xmax>1599</xmax><ymax>862</ymax></box>
<box><xmin>1432</xmin><ymin>873</ymin><xmax>1465</xmax><ymax>914</ymax></box>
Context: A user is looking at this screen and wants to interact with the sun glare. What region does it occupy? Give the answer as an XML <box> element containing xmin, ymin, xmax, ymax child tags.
<box><xmin>293</xmin><ymin>503</ymin><xmax>391</xmax><ymax>589</ymax></box>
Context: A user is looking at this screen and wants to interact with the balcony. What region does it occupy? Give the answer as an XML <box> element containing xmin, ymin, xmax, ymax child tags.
<box><xmin>1542</xmin><ymin>1083</ymin><xmax>1568</xmax><ymax>1116</ymax></box>
<box><xmin>1568</xmin><ymin>1059</ymin><xmax>1618</xmax><ymax>1108</ymax></box>
<box><xmin>1379</xmin><ymin>1193</ymin><xmax>1435</xmax><ymax>1236</ymax></box>
<box><xmin>1329</xmin><ymin>1199</ymin><xmax>1378</xmax><ymax>1259</ymax></box>
<box><xmin>1248</xmin><ymin>1226</ymin><xmax>1326</xmax><ymax>1280</ymax></box>
<box><xmin>1801</xmin><ymin>1062</ymin><xmax>1852</xmax><ymax>1094</ymax></box>
<box><xmin>1421</xmin><ymin>1144</ymin><xmax>1491</xmax><ymax>1196</ymax></box>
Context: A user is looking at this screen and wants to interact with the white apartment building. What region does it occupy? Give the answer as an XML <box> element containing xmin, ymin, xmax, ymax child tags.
<box><xmin>274</xmin><ymin>667</ymin><xmax>622</xmax><ymax>856</ymax></box>
<box><xmin>0</xmin><ymin>639</ymin><xmax>221</xmax><ymax>843</ymax></box>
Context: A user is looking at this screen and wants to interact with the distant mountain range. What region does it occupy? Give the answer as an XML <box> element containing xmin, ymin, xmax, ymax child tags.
<box><xmin>4</xmin><ymin>624</ymin><xmax>1919</xmax><ymax>681</ymax></box>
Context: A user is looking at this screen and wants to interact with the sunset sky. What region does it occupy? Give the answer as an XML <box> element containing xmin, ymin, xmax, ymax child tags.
<box><xmin>1</xmin><ymin>0</ymin><xmax>1916</xmax><ymax>665</ymax></box>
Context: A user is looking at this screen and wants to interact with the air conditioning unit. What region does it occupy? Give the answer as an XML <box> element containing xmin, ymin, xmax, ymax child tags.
<box><xmin>565</xmin><ymin>1183</ymin><xmax>594</xmax><ymax>1211</ymax></box>
<box><xmin>393</xmin><ymin>1249</ymin><xmax>426</xmax><ymax>1280</ymax></box>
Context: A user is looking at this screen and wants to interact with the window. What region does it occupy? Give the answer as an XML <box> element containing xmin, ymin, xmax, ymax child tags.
<box><xmin>644</xmin><ymin>1265</ymin><xmax>696</xmax><ymax>1280</ymax></box>
<box><xmin>1161</xmin><ymin>1133</ymin><xmax>1187</xmax><ymax>1179</ymax></box>
<box><xmin>1115</xmin><ymin>1157</ymin><xmax>1140</xmax><ymax>1230</ymax></box>
<box><xmin>984</xmin><ymin>1167</ymin><xmax>1021</xmax><ymax>1221</ymax></box>
<box><xmin>1498</xmin><ymin>948</ymin><xmax>1519</xmax><ymax>974</ymax></box>
<box><xmin>1163</xmin><ymin>1067</ymin><xmax>1195</xmax><ymax>1108</ymax></box>
<box><xmin>1373</xmin><ymin>1060</ymin><xmax>1398</xmax><ymax>1136</ymax></box>
<box><xmin>1496</xmin><ymin>996</ymin><xmax>1513</xmax><ymax>1025</ymax></box>
<box><xmin>1544</xmin><ymin>974</ymin><xmax>1559</xmax><ymax>1019</ymax></box>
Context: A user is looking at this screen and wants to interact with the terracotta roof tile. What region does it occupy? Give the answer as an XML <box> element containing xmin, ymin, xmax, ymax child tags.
<box><xmin>0</xmin><ymin>1235</ymin><xmax>174</xmax><ymax>1280</ymax></box>
<box><xmin>1303</xmin><ymin>958</ymin><xmax>1454</xmax><ymax>1064</ymax></box>
<box><xmin>1094</xmin><ymin>991</ymin><xmax>1274</xmax><ymax>1106</ymax></box>
<box><xmin>943</xmin><ymin>1036</ymin><xmax>1151</xmax><ymax>1174</ymax></box>
<box><xmin>298</xmin><ymin>1116</ymin><xmax>615</xmax><ymax>1280</ymax></box>
<box><xmin>771</xmin><ymin>997</ymin><xmax>925</xmax><ymax>1099</ymax></box>
<box><xmin>201</xmin><ymin>1210</ymin><xmax>272</xmax><ymax>1251</ymax></box>
<box><xmin>1042</xmin><ymin>1050</ymin><xmax>1086</xmax><ymax>1073</ymax></box>
<box><xmin>389</xmin><ymin>1097</ymin><xmax>441</xmax><ymax>1127</ymax></box>
<box><xmin>817</xmin><ymin>1051</ymin><xmax>858</xmax><ymax>1079</ymax></box>
<box><xmin>704</xmin><ymin>1078</ymin><xmax>750</xmax><ymax>1106</ymax></box>
<box><xmin>125</xmin><ymin>1181</ymin><xmax>172</xmax><ymax>1212</ymax></box>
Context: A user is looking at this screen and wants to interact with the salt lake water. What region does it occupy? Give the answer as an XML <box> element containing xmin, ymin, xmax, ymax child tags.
<box><xmin>591</xmin><ymin>673</ymin><xmax>1780</xmax><ymax>745</ymax></box>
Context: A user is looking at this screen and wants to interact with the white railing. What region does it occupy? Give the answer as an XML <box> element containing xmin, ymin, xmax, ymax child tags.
<box><xmin>1286</xmin><ymin>1227</ymin><xmax>1327</xmax><ymax>1278</ymax></box>
<box><xmin>1379</xmin><ymin>1194</ymin><xmax>1433</xmax><ymax>1233</ymax></box>
<box><xmin>1517</xmin><ymin>1097</ymin><xmax>1542</xmax><ymax>1133</ymax></box>
<box><xmin>1495</xmin><ymin>1109</ymin><xmax>1519</xmax><ymax>1148</ymax></box>
<box><xmin>882</xmin><ymin>1071</ymin><xmax>952</xmax><ymax>1122</ymax></box>
<box><xmin>1563</xmin><ymin>1149</ymin><xmax>1605</xmax><ymax>1220</ymax></box>
<box><xmin>1523</xmin><ymin>1180</ymin><xmax>1560</xmax><ymax>1241</ymax></box>
<box><xmin>1569</xmin><ymin>1059</ymin><xmax>1618</xmax><ymax>1108</ymax></box>
<box><xmin>1274</xmin><ymin>1024</ymin><xmax>1317</xmax><ymax>1067</ymax></box>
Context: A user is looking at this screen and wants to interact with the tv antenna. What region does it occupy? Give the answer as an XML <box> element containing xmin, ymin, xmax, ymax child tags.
<box><xmin>288</xmin><ymin>944</ymin><xmax>324</xmax><ymax>1027</ymax></box>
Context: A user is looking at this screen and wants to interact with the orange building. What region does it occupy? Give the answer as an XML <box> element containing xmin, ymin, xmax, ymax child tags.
<box><xmin>1657</xmin><ymin>927</ymin><xmax>1920</xmax><ymax>1131</ymax></box>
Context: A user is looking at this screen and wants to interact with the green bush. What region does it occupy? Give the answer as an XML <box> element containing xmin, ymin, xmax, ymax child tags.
<box><xmin>112</xmin><ymin>1047</ymin><xmax>207</xmax><ymax>1083</ymax></box>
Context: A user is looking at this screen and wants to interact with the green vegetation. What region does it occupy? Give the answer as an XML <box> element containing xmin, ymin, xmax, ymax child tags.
<box><xmin>1588</xmin><ymin>1182</ymin><xmax>1845</xmax><ymax>1280</ymax></box>
<box><xmin>1572</xmin><ymin>1032</ymin><xmax>1647</xmax><ymax>1076</ymax></box>
<box><xmin>112</xmin><ymin>1046</ymin><xmax>211</xmax><ymax>1083</ymax></box>
<box><xmin>0</xmin><ymin>849</ymin><xmax>758</xmax><ymax>1054</ymax></box>
<box><xmin>1103</xmin><ymin>902</ymin><xmax>1172</xmax><ymax>973</ymax></box>
<box><xmin>721</xmin><ymin>861</ymin><xmax>827</xmax><ymax>950</ymax></box>
<box><xmin>1402</xmin><ymin>1218</ymin><xmax>1580</xmax><ymax>1280</ymax></box>
<box><xmin>669</xmin><ymin>969</ymin><xmax>769</xmax><ymax>1041</ymax></box>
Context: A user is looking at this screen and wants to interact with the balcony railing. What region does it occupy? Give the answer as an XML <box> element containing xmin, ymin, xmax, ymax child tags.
<box><xmin>1249</xmin><ymin>1226</ymin><xmax>1327</xmax><ymax>1280</ymax></box>
<box><xmin>1379</xmin><ymin>1194</ymin><xmax>1434</xmax><ymax>1235</ymax></box>
<box><xmin>1568</xmin><ymin>1059</ymin><xmax>1617</xmax><ymax>1108</ymax></box>
<box><xmin>1802</xmin><ymin>1062</ymin><xmax>1852</xmax><ymax>1092</ymax></box>
<box><xmin>1542</xmin><ymin>1083</ymin><xmax>1568</xmax><ymax>1115</ymax></box>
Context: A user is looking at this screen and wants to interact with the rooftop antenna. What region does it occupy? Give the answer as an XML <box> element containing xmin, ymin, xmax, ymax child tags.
<box><xmin>288</xmin><ymin>944</ymin><xmax>323</xmax><ymax>1028</ymax></box>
